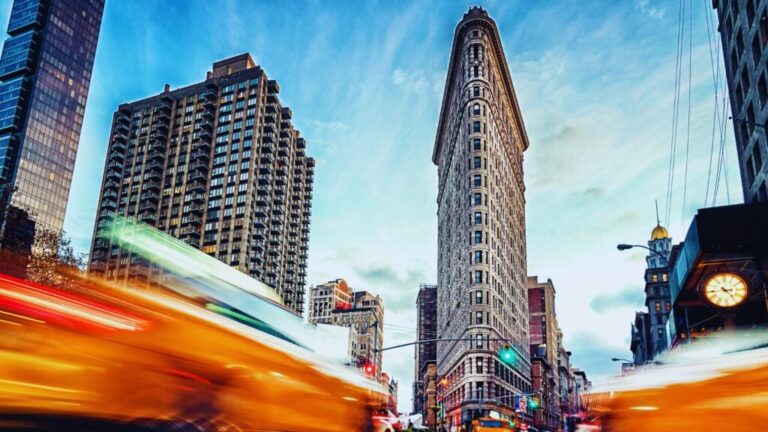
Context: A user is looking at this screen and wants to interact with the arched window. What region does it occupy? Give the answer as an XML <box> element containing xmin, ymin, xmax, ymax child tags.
<box><xmin>473</xmin><ymin>103</ymin><xmax>481</xmax><ymax>115</ymax></box>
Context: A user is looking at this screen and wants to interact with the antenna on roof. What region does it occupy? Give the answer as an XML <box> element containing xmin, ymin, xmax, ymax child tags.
<box><xmin>655</xmin><ymin>199</ymin><xmax>661</xmax><ymax>226</ymax></box>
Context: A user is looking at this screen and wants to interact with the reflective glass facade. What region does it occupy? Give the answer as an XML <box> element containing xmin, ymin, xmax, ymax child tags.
<box><xmin>0</xmin><ymin>0</ymin><xmax>105</xmax><ymax>248</ymax></box>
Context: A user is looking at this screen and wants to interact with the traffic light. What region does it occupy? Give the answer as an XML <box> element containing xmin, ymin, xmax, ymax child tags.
<box><xmin>359</xmin><ymin>359</ymin><xmax>376</xmax><ymax>377</ymax></box>
<box><xmin>529</xmin><ymin>395</ymin><xmax>541</xmax><ymax>410</ymax></box>
<box><xmin>499</xmin><ymin>344</ymin><xmax>517</xmax><ymax>365</ymax></box>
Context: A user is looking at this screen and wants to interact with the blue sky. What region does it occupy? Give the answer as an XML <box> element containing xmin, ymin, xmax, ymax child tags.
<box><xmin>2</xmin><ymin>0</ymin><xmax>743</xmax><ymax>409</ymax></box>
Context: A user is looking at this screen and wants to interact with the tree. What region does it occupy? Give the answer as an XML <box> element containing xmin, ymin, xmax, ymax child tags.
<box><xmin>0</xmin><ymin>181</ymin><xmax>88</xmax><ymax>287</ymax></box>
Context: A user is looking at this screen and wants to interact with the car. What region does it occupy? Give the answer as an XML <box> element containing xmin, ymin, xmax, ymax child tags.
<box><xmin>471</xmin><ymin>417</ymin><xmax>516</xmax><ymax>431</ymax></box>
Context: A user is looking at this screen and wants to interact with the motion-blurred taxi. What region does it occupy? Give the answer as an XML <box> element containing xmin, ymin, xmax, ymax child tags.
<box><xmin>472</xmin><ymin>417</ymin><xmax>516</xmax><ymax>431</ymax></box>
<box><xmin>0</xmin><ymin>272</ymin><xmax>384</xmax><ymax>431</ymax></box>
<box><xmin>584</xmin><ymin>330</ymin><xmax>768</xmax><ymax>431</ymax></box>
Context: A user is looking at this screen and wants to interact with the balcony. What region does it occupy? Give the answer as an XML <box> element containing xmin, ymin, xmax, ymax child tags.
<box><xmin>187</xmin><ymin>178</ymin><xmax>206</xmax><ymax>192</ymax></box>
<box><xmin>191</xmin><ymin>150</ymin><xmax>210</xmax><ymax>161</ymax></box>
<box><xmin>254</xmin><ymin>229</ymin><xmax>266</xmax><ymax>240</ymax></box>
<box><xmin>261</xmin><ymin>133</ymin><xmax>276</xmax><ymax>144</ymax></box>
<box><xmin>143</xmin><ymin>180</ymin><xmax>161</xmax><ymax>191</ymax></box>
<box><xmin>105</xmin><ymin>169</ymin><xmax>120</xmax><ymax>182</ymax></box>
<box><xmin>101</xmin><ymin>199</ymin><xmax>117</xmax><ymax>210</ymax></box>
<box><xmin>111</xmin><ymin>140</ymin><xmax>126</xmax><ymax>152</ymax></box>
<box><xmin>145</xmin><ymin>161</ymin><xmax>163</xmax><ymax>172</ymax></box>
<box><xmin>148</xmin><ymin>149</ymin><xmax>164</xmax><ymax>162</ymax></box>
<box><xmin>187</xmin><ymin>171</ymin><xmax>207</xmax><ymax>183</ymax></box>
<box><xmin>181</xmin><ymin>214</ymin><xmax>201</xmax><ymax>225</ymax></box>
<box><xmin>198</xmin><ymin>128</ymin><xmax>212</xmax><ymax>140</ymax></box>
<box><xmin>258</xmin><ymin>174</ymin><xmax>273</xmax><ymax>185</ymax></box>
<box><xmin>141</xmin><ymin>191</ymin><xmax>160</xmax><ymax>202</ymax></box>
<box><xmin>189</xmin><ymin>161</ymin><xmax>208</xmax><ymax>172</ymax></box>
<box><xmin>187</xmin><ymin>192</ymin><xmax>205</xmax><ymax>202</ymax></box>
<box><xmin>115</xmin><ymin>121</ymin><xmax>130</xmax><ymax>134</ymax></box>
<box><xmin>180</xmin><ymin>225</ymin><xmax>200</xmax><ymax>237</ymax></box>
<box><xmin>139</xmin><ymin>212</ymin><xmax>157</xmax><ymax>223</ymax></box>
<box><xmin>89</xmin><ymin>262</ymin><xmax>107</xmax><ymax>272</ymax></box>
<box><xmin>187</xmin><ymin>203</ymin><xmax>205</xmax><ymax>214</ymax></box>
<box><xmin>104</xmin><ymin>179</ymin><xmax>120</xmax><ymax>191</ymax></box>
<box><xmin>113</xmin><ymin>131</ymin><xmax>129</xmax><ymax>142</ymax></box>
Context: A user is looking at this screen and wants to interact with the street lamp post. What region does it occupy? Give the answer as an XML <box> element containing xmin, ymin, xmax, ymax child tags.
<box><xmin>616</xmin><ymin>243</ymin><xmax>669</xmax><ymax>265</ymax></box>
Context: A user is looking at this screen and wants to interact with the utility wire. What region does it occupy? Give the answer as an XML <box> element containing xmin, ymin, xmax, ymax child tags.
<box><xmin>681</xmin><ymin>0</ymin><xmax>693</xmax><ymax>229</ymax></box>
<box><xmin>703</xmin><ymin>0</ymin><xmax>723</xmax><ymax>206</ymax></box>
<box><xmin>665</xmin><ymin>0</ymin><xmax>687</xmax><ymax>226</ymax></box>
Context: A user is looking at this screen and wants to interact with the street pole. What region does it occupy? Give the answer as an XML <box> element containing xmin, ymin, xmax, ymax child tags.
<box><xmin>616</xmin><ymin>243</ymin><xmax>670</xmax><ymax>266</ymax></box>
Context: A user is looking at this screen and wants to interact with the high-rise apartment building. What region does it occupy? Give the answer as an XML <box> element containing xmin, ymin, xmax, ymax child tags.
<box><xmin>89</xmin><ymin>54</ymin><xmax>314</xmax><ymax>315</ymax></box>
<box><xmin>0</xmin><ymin>0</ymin><xmax>104</xmax><ymax>249</ymax></box>
<box><xmin>413</xmin><ymin>283</ymin><xmax>437</xmax><ymax>416</ymax></box>
<box><xmin>433</xmin><ymin>7</ymin><xmax>531</xmax><ymax>425</ymax></box>
<box><xmin>713</xmin><ymin>0</ymin><xmax>768</xmax><ymax>202</ymax></box>
<box><xmin>307</xmin><ymin>284</ymin><xmax>384</xmax><ymax>377</ymax></box>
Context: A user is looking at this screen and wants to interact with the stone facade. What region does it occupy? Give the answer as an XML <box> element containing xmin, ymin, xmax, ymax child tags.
<box><xmin>308</xmin><ymin>285</ymin><xmax>384</xmax><ymax>378</ymax></box>
<box><xmin>89</xmin><ymin>54</ymin><xmax>314</xmax><ymax>315</ymax></box>
<box><xmin>714</xmin><ymin>0</ymin><xmax>768</xmax><ymax>202</ymax></box>
<box><xmin>307</xmin><ymin>278</ymin><xmax>353</xmax><ymax>323</ymax></box>
<box><xmin>433</xmin><ymin>6</ymin><xmax>531</xmax><ymax>426</ymax></box>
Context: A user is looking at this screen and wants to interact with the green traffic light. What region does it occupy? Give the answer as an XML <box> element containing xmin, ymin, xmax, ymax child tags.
<box><xmin>499</xmin><ymin>345</ymin><xmax>516</xmax><ymax>364</ymax></box>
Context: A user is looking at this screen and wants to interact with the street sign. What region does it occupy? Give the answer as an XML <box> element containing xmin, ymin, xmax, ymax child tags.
<box><xmin>514</xmin><ymin>395</ymin><xmax>528</xmax><ymax>413</ymax></box>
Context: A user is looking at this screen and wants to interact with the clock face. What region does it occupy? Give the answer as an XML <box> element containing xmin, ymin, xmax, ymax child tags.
<box><xmin>703</xmin><ymin>273</ymin><xmax>748</xmax><ymax>307</ymax></box>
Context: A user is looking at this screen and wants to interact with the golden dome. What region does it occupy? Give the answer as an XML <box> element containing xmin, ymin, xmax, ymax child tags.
<box><xmin>650</xmin><ymin>224</ymin><xmax>670</xmax><ymax>240</ymax></box>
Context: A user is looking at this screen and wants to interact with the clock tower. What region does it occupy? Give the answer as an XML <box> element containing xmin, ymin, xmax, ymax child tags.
<box><xmin>644</xmin><ymin>218</ymin><xmax>673</xmax><ymax>356</ymax></box>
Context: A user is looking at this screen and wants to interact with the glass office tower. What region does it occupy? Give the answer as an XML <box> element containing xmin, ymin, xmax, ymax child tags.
<box><xmin>0</xmin><ymin>0</ymin><xmax>105</xmax><ymax>251</ymax></box>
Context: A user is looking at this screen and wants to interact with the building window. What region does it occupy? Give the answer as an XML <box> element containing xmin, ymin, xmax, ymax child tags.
<box><xmin>473</xmin><ymin>174</ymin><xmax>482</xmax><ymax>187</ymax></box>
<box><xmin>475</xmin><ymin>334</ymin><xmax>484</xmax><ymax>349</ymax></box>
<box><xmin>474</xmin><ymin>230</ymin><xmax>483</xmax><ymax>244</ymax></box>
<box><xmin>752</xmin><ymin>35</ymin><xmax>762</xmax><ymax>66</ymax></box>
<box><xmin>476</xmin><ymin>291</ymin><xmax>483</xmax><ymax>304</ymax></box>
<box><xmin>475</xmin><ymin>311</ymin><xmax>483</xmax><ymax>325</ymax></box>
<box><xmin>473</xmin><ymin>86</ymin><xmax>480</xmax><ymax>97</ymax></box>
<box><xmin>474</xmin><ymin>212</ymin><xmax>483</xmax><ymax>225</ymax></box>
<box><xmin>665</xmin><ymin>302</ymin><xmax>671</xmax><ymax>312</ymax></box>
<box><xmin>473</xmin><ymin>138</ymin><xmax>481</xmax><ymax>150</ymax></box>
<box><xmin>474</xmin><ymin>270</ymin><xmax>483</xmax><ymax>284</ymax></box>
<box><xmin>476</xmin><ymin>357</ymin><xmax>484</xmax><ymax>373</ymax></box>
<box><xmin>473</xmin><ymin>121</ymin><xmax>481</xmax><ymax>133</ymax></box>
<box><xmin>655</xmin><ymin>302</ymin><xmax>661</xmax><ymax>312</ymax></box>
<box><xmin>761</xmin><ymin>10</ymin><xmax>768</xmax><ymax>46</ymax></box>
<box><xmin>474</xmin><ymin>193</ymin><xmax>482</xmax><ymax>205</ymax></box>
<box><xmin>474</xmin><ymin>250</ymin><xmax>483</xmax><ymax>264</ymax></box>
<box><xmin>473</xmin><ymin>156</ymin><xmax>482</xmax><ymax>169</ymax></box>
<box><xmin>473</xmin><ymin>103</ymin><xmax>481</xmax><ymax>115</ymax></box>
<box><xmin>662</xmin><ymin>273</ymin><xmax>668</xmax><ymax>282</ymax></box>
